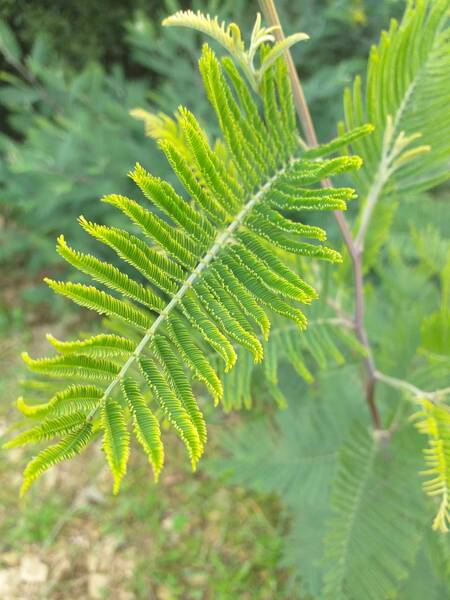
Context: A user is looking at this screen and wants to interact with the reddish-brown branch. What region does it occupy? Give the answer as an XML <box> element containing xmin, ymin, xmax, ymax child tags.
<box><xmin>258</xmin><ymin>0</ymin><xmax>381</xmax><ymax>429</ymax></box>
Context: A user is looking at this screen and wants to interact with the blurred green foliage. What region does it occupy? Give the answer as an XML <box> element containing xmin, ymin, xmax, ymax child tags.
<box><xmin>288</xmin><ymin>0</ymin><xmax>405</xmax><ymax>135</ymax></box>
<box><xmin>0</xmin><ymin>53</ymin><xmax>156</xmax><ymax>272</ymax></box>
<box><xmin>0</xmin><ymin>0</ymin><xmax>163</xmax><ymax>69</ymax></box>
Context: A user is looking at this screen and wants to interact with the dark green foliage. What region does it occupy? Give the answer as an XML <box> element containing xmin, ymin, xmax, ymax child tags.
<box><xmin>0</xmin><ymin>40</ymin><xmax>157</xmax><ymax>275</ymax></box>
<box><xmin>0</xmin><ymin>0</ymin><xmax>158</xmax><ymax>69</ymax></box>
<box><xmin>281</xmin><ymin>0</ymin><xmax>406</xmax><ymax>137</ymax></box>
<box><xmin>0</xmin><ymin>1</ymin><xmax>248</xmax><ymax>300</ymax></box>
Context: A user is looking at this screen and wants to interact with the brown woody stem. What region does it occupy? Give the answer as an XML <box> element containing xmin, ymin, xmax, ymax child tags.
<box><xmin>258</xmin><ymin>0</ymin><xmax>381</xmax><ymax>429</ymax></box>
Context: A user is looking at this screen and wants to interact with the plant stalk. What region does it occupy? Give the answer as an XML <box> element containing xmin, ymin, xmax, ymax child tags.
<box><xmin>258</xmin><ymin>0</ymin><xmax>381</xmax><ymax>429</ymax></box>
<box><xmin>374</xmin><ymin>372</ymin><xmax>450</xmax><ymax>403</ymax></box>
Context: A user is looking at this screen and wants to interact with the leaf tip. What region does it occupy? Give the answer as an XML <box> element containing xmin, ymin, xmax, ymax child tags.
<box><xmin>19</xmin><ymin>479</ymin><xmax>31</xmax><ymax>498</ymax></box>
<box><xmin>20</xmin><ymin>351</ymin><xmax>31</xmax><ymax>365</ymax></box>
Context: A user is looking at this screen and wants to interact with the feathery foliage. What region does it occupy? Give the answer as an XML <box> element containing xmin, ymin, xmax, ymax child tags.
<box><xmin>4</xmin><ymin>15</ymin><xmax>372</xmax><ymax>494</ymax></box>
<box><xmin>5</xmin><ymin>5</ymin><xmax>450</xmax><ymax>597</ymax></box>
<box><xmin>217</xmin><ymin>367</ymin><xmax>435</xmax><ymax>598</ymax></box>
<box><xmin>322</xmin><ymin>426</ymin><xmax>425</xmax><ymax>600</ymax></box>
<box><xmin>217</xmin><ymin>314</ymin><xmax>362</xmax><ymax>412</ymax></box>
<box><xmin>162</xmin><ymin>10</ymin><xmax>309</xmax><ymax>92</ymax></box>
<box><xmin>342</xmin><ymin>0</ymin><xmax>450</xmax><ymax>259</ymax></box>
<box><xmin>413</xmin><ymin>399</ymin><xmax>450</xmax><ymax>533</ymax></box>
<box><xmin>341</xmin><ymin>0</ymin><xmax>450</xmax><ymax>536</ymax></box>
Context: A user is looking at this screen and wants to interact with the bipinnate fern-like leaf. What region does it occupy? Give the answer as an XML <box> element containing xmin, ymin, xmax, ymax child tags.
<box><xmin>322</xmin><ymin>426</ymin><xmax>426</xmax><ymax>600</ymax></box>
<box><xmin>344</xmin><ymin>0</ymin><xmax>450</xmax><ymax>195</ymax></box>
<box><xmin>5</xmin><ymin>33</ymin><xmax>372</xmax><ymax>493</ymax></box>
<box><xmin>343</xmin><ymin>0</ymin><xmax>450</xmax><ymax>258</ymax></box>
<box><xmin>413</xmin><ymin>399</ymin><xmax>450</xmax><ymax>533</ymax></box>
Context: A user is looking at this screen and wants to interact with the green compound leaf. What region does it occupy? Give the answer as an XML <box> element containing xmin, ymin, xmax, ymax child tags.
<box><xmin>7</xmin><ymin>23</ymin><xmax>372</xmax><ymax>493</ymax></box>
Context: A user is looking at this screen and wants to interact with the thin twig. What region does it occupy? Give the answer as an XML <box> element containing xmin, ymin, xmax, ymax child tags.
<box><xmin>374</xmin><ymin>371</ymin><xmax>450</xmax><ymax>403</ymax></box>
<box><xmin>258</xmin><ymin>0</ymin><xmax>381</xmax><ymax>428</ymax></box>
<box><xmin>256</xmin><ymin>0</ymin><xmax>316</xmax><ymax>143</ymax></box>
<box><xmin>354</xmin><ymin>120</ymin><xmax>393</xmax><ymax>250</ymax></box>
<box><xmin>354</xmin><ymin>160</ymin><xmax>389</xmax><ymax>251</ymax></box>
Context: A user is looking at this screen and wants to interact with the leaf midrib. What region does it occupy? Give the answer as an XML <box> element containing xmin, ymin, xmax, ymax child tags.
<box><xmin>86</xmin><ymin>158</ymin><xmax>299</xmax><ymax>421</ymax></box>
<box><xmin>326</xmin><ymin>437</ymin><xmax>378</xmax><ymax>595</ymax></box>
<box><xmin>357</xmin><ymin>11</ymin><xmax>445</xmax><ymax>248</ymax></box>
